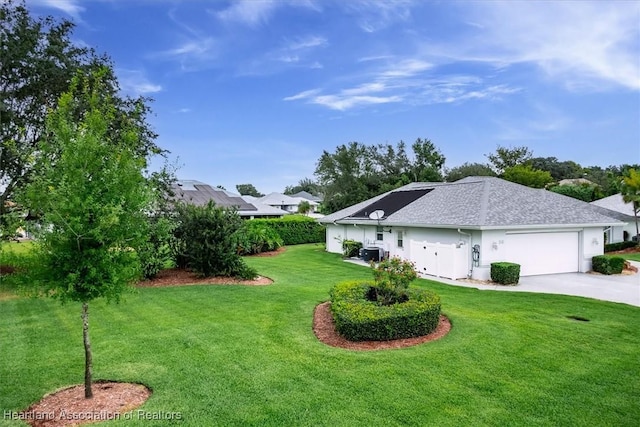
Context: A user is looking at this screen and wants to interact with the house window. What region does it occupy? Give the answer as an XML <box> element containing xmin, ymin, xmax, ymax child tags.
<box><xmin>376</xmin><ymin>226</ymin><xmax>384</xmax><ymax>241</ymax></box>
<box><xmin>397</xmin><ymin>231</ymin><xmax>403</xmax><ymax>248</ymax></box>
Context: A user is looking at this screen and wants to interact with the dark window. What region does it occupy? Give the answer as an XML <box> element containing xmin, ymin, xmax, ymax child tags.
<box><xmin>376</xmin><ymin>226</ymin><xmax>384</xmax><ymax>241</ymax></box>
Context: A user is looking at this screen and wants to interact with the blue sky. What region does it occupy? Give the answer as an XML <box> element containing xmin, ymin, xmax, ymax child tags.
<box><xmin>28</xmin><ymin>0</ymin><xmax>640</xmax><ymax>194</ymax></box>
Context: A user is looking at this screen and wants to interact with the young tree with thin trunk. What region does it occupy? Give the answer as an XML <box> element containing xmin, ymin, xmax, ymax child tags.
<box><xmin>22</xmin><ymin>68</ymin><xmax>154</xmax><ymax>398</ymax></box>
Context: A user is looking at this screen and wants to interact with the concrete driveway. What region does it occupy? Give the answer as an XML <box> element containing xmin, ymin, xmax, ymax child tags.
<box><xmin>345</xmin><ymin>259</ymin><xmax>640</xmax><ymax>307</ymax></box>
<box><xmin>436</xmin><ymin>262</ymin><xmax>640</xmax><ymax>307</ymax></box>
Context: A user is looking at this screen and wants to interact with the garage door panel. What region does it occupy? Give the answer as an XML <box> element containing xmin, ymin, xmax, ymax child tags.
<box><xmin>505</xmin><ymin>232</ymin><xmax>579</xmax><ymax>276</ymax></box>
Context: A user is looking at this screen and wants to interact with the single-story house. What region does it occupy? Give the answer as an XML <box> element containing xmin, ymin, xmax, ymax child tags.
<box><xmin>256</xmin><ymin>192</ymin><xmax>323</xmax><ymax>218</ymax></box>
<box><xmin>318</xmin><ymin>176</ymin><xmax>623</xmax><ymax>280</ymax></box>
<box><xmin>171</xmin><ymin>180</ymin><xmax>287</xmax><ymax>219</ymax></box>
<box><xmin>290</xmin><ymin>190</ymin><xmax>323</xmax><ymax>204</ymax></box>
<box><xmin>590</xmin><ymin>194</ymin><xmax>638</xmax><ymax>243</ymax></box>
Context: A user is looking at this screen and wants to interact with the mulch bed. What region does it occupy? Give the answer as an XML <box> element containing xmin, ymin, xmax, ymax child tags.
<box><xmin>313</xmin><ymin>301</ymin><xmax>451</xmax><ymax>351</ymax></box>
<box><xmin>19</xmin><ymin>382</ymin><xmax>151</xmax><ymax>427</ymax></box>
<box><xmin>137</xmin><ymin>268</ymin><xmax>273</xmax><ymax>287</ymax></box>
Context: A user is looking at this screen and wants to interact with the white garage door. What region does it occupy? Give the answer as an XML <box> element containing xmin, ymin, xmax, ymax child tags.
<box><xmin>505</xmin><ymin>232</ymin><xmax>579</xmax><ymax>276</ymax></box>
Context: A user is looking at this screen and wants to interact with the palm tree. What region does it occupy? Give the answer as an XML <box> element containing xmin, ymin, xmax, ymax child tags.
<box><xmin>297</xmin><ymin>200</ymin><xmax>311</xmax><ymax>216</ymax></box>
<box><xmin>621</xmin><ymin>168</ymin><xmax>640</xmax><ymax>244</ymax></box>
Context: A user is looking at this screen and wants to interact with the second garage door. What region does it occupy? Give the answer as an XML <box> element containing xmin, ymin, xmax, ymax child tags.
<box><xmin>505</xmin><ymin>232</ymin><xmax>580</xmax><ymax>276</ymax></box>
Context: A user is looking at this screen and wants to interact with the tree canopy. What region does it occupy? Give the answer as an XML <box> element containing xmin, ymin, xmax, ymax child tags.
<box><xmin>236</xmin><ymin>183</ymin><xmax>264</xmax><ymax>197</ymax></box>
<box><xmin>485</xmin><ymin>145</ymin><xmax>533</xmax><ymax>174</ymax></box>
<box><xmin>315</xmin><ymin>139</ymin><xmax>445</xmax><ymax>213</ymax></box>
<box><xmin>284</xmin><ymin>177</ymin><xmax>321</xmax><ymax>196</ymax></box>
<box><xmin>502</xmin><ymin>164</ymin><xmax>553</xmax><ymax>189</ymax></box>
<box><xmin>0</xmin><ymin>0</ymin><xmax>160</xmax><ymax>237</ymax></box>
<box><xmin>445</xmin><ymin>162</ymin><xmax>496</xmax><ymax>182</ymax></box>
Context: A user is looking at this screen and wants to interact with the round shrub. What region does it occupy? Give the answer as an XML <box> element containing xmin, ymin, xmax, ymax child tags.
<box><xmin>329</xmin><ymin>280</ymin><xmax>441</xmax><ymax>341</ymax></box>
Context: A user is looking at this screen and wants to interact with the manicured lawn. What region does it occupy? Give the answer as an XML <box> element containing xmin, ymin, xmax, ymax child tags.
<box><xmin>1</xmin><ymin>244</ymin><xmax>639</xmax><ymax>426</ymax></box>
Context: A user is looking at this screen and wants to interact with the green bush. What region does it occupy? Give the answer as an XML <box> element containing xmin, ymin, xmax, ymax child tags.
<box><xmin>341</xmin><ymin>239</ymin><xmax>362</xmax><ymax>257</ymax></box>
<box><xmin>491</xmin><ymin>262</ymin><xmax>521</xmax><ymax>285</ymax></box>
<box><xmin>235</xmin><ymin>221</ymin><xmax>284</xmax><ymax>255</ymax></box>
<box><xmin>250</xmin><ymin>215</ymin><xmax>324</xmax><ymax>245</ymax></box>
<box><xmin>173</xmin><ymin>201</ymin><xmax>257</xmax><ymax>279</ymax></box>
<box><xmin>329</xmin><ymin>280</ymin><xmax>441</xmax><ymax>341</ymax></box>
<box><xmin>137</xmin><ymin>215</ymin><xmax>175</xmax><ymax>279</ymax></box>
<box><xmin>592</xmin><ymin>255</ymin><xmax>625</xmax><ymax>275</ymax></box>
<box><xmin>604</xmin><ymin>241</ymin><xmax>637</xmax><ymax>252</ymax></box>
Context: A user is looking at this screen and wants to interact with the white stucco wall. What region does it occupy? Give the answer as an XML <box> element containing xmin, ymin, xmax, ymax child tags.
<box><xmin>327</xmin><ymin>223</ymin><xmax>607</xmax><ymax>277</ymax></box>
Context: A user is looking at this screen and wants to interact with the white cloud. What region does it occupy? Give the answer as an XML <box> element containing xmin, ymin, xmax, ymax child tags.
<box><xmin>284</xmin><ymin>56</ymin><xmax>517</xmax><ymax>111</ymax></box>
<box><xmin>447</xmin><ymin>1</ymin><xmax>640</xmax><ymax>90</ymax></box>
<box><xmin>283</xmin><ymin>89</ymin><xmax>322</xmax><ymax>101</ymax></box>
<box><xmin>312</xmin><ymin>94</ymin><xmax>402</xmax><ymax>111</ymax></box>
<box><xmin>344</xmin><ymin>0</ymin><xmax>414</xmax><ymax>33</ymax></box>
<box><xmin>118</xmin><ymin>69</ymin><xmax>162</xmax><ymax>95</ymax></box>
<box><xmin>29</xmin><ymin>0</ymin><xmax>84</xmax><ymax>20</ymax></box>
<box><xmin>215</xmin><ymin>0</ymin><xmax>320</xmax><ymax>27</ymax></box>
<box><xmin>286</xmin><ymin>35</ymin><xmax>327</xmax><ymax>51</ymax></box>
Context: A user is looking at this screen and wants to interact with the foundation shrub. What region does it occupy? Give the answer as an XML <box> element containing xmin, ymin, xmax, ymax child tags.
<box><xmin>592</xmin><ymin>255</ymin><xmax>625</xmax><ymax>275</ymax></box>
<box><xmin>490</xmin><ymin>262</ymin><xmax>521</xmax><ymax>285</ymax></box>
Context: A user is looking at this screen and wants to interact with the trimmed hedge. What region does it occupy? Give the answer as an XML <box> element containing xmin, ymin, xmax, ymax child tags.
<box><xmin>342</xmin><ymin>239</ymin><xmax>362</xmax><ymax>257</ymax></box>
<box><xmin>491</xmin><ymin>262</ymin><xmax>520</xmax><ymax>285</ymax></box>
<box><xmin>250</xmin><ymin>215</ymin><xmax>325</xmax><ymax>245</ymax></box>
<box><xmin>604</xmin><ymin>241</ymin><xmax>637</xmax><ymax>253</ymax></box>
<box><xmin>329</xmin><ymin>280</ymin><xmax>441</xmax><ymax>341</ymax></box>
<box><xmin>592</xmin><ymin>255</ymin><xmax>625</xmax><ymax>275</ymax></box>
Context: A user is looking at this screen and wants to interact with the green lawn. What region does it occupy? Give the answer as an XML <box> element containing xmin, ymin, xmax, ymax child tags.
<box><xmin>1</xmin><ymin>244</ymin><xmax>639</xmax><ymax>426</ymax></box>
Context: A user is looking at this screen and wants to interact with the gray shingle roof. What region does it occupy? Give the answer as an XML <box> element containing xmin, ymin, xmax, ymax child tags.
<box><xmin>591</xmin><ymin>194</ymin><xmax>636</xmax><ymax>218</ymax></box>
<box><xmin>319</xmin><ymin>177</ymin><xmax>623</xmax><ymax>229</ymax></box>
<box><xmin>171</xmin><ymin>180</ymin><xmax>286</xmax><ymax>217</ymax></box>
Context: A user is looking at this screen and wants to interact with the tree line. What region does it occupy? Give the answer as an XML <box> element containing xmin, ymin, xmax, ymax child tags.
<box><xmin>278</xmin><ymin>142</ymin><xmax>639</xmax><ymax>214</ymax></box>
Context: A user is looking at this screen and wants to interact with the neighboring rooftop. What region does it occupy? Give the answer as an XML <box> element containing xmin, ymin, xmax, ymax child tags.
<box><xmin>290</xmin><ymin>191</ymin><xmax>322</xmax><ymax>202</ymax></box>
<box><xmin>171</xmin><ymin>180</ymin><xmax>287</xmax><ymax>217</ymax></box>
<box><xmin>591</xmin><ymin>193</ymin><xmax>636</xmax><ymax>218</ymax></box>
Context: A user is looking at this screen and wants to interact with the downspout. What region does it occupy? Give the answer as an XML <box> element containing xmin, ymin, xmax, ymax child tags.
<box><xmin>457</xmin><ymin>229</ymin><xmax>473</xmax><ymax>278</ymax></box>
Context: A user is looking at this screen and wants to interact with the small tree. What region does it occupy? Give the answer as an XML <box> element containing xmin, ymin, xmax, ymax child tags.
<box><xmin>371</xmin><ymin>257</ymin><xmax>417</xmax><ymax>305</ymax></box>
<box><xmin>21</xmin><ymin>69</ymin><xmax>154</xmax><ymax>398</ymax></box>
<box><xmin>621</xmin><ymin>168</ymin><xmax>640</xmax><ymax>241</ymax></box>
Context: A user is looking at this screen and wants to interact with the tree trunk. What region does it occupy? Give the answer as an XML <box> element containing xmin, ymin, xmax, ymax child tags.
<box><xmin>82</xmin><ymin>302</ymin><xmax>93</xmax><ymax>399</ymax></box>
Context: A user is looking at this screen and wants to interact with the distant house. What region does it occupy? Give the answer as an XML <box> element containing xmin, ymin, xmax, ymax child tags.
<box><xmin>558</xmin><ymin>178</ymin><xmax>596</xmax><ymax>186</ymax></box>
<box><xmin>590</xmin><ymin>194</ymin><xmax>637</xmax><ymax>243</ymax></box>
<box><xmin>256</xmin><ymin>192</ymin><xmax>324</xmax><ymax>218</ymax></box>
<box><xmin>319</xmin><ymin>176</ymin><xmax>622</xmax><ymax>280</ymax></box>
<box><xmin>171</xmin><ymin>180</ymin><xmax>287</xmax><ymax>219</ymax></box>
<box><xmin>290</xmin><ymin>191</ymin><xmax>323</xmax><ymax>203</ymax></box>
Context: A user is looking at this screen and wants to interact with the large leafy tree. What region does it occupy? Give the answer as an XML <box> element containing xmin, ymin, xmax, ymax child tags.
<box><xmin>315</xmin><ymin>139</ymin><xmax>446</xmax><ymax>213</ymax></box>
<box><xmin>284</xmin><ymin>177</ymin><xmax>321</xmax><ymax>196</ymax></box>
<box><xmin>485</xmin><ymin>145</ymin><xmax>533</xmax><ymax>175</ymax></box>
<box><xmin>620</xmin><ymin>168</ymin><xmax>640</xmax><ymax>241</ymax></box>
<box><xmin>0</xmin><ymin>0</ymin><xmax>160</xmax><ymax>238</ymax></box>
<box><xmin>21</xmin><ymin>69</ymin><xmax>155</xmax><ymax>399</ymax></box>
<box><xmin>528</xmin><ymin>157</ymin><xmax>583</xmax><ymax>181</ymax></box>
